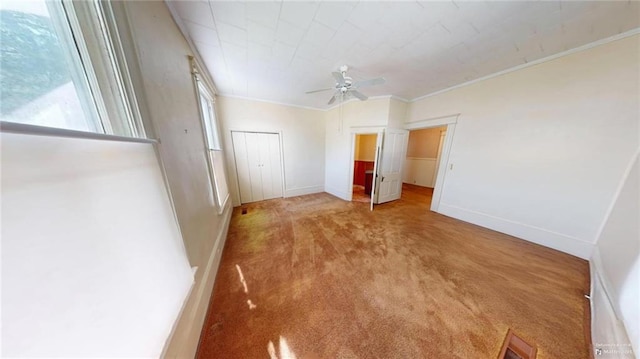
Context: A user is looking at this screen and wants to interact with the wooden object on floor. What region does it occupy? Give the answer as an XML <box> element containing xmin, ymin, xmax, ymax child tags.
<box><xmin>353</xmin><ymin>160</ymin><xmax>374</xmax><ymax>186</ymax></box>
<box><xmin>498</xmin><ymin>329</ymin><xmax>537</xmax><ymax>359</ymax></box>
<box><xmin>364</xmin><ymin>170</ymin><xmax>373</xmax><ymax>195</ymax></box>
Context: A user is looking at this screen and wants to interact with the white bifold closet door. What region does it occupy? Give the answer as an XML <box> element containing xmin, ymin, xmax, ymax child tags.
<box><xmin>232</xmin><ymin>131</ymin><xmax>283</xmax><ymax>204</ymax></box>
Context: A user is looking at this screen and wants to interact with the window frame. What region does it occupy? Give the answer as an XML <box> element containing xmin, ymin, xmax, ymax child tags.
<box><xmin>191</xmin><ymin>58</ymin><xmax>230</xmax><ymax>214</ymax></box>
<box><xmin>0</xmin><ymin>0</ymin><xmax>148</xmax><ymax>142</ymax></box>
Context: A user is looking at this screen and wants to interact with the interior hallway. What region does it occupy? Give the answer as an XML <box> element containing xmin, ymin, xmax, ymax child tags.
<box><xmin>197</xmin><ymin>184</ymin><xmax>589</xmax><ymax>358</ymax></box>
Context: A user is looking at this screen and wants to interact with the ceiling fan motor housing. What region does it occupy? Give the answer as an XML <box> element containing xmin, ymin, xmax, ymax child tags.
<box><xmin>305</xmin><ymin>64</ymin><xmax>385</xmax><ymax>104</ymax></box>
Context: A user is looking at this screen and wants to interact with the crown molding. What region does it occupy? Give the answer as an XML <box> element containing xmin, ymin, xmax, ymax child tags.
<box><xmin>410</xmin><ymin>27</ymin><xmax>640</xmax><ymax>103</ymax></box>
<box><xmin>217</xmin><ymin>94</ymin><xmax>325</xmax><ymax>112</ymax></box>
<box><xmin>166</xmin><ymin>15</ymin><xmax>639</xmax><ymax>111</ymax></box>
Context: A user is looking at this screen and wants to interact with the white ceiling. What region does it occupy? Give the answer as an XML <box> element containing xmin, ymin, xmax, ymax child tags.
<box><xmin>171</xmin><ymin>1</ymin><xmax>640</xmax><ymax>109</ymax></box>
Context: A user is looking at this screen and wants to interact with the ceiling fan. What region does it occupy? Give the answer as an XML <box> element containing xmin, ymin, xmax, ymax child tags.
<box><xmin>306</xmin><ymin>65</ymin><xmax>385</xmax><ymax>105</ymax></box>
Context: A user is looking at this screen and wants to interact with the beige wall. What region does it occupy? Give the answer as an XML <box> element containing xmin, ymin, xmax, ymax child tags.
<box><xmin>355</xmin><ymin>134</ymin><xmax>377</xmax><ymax>161</ymax></box>
<box><xmin>325</xmin><ymin>97</ymin><xmax>390</xmax><ymax>198</ymax></box>
<box><xmin>406</xmin><ymin>34</ymin><xmax>639</xmax><ymax>259</ymax></box>
<box><xmin>406</xmin><ymin>127</ymin><xmax>444</xmax><ymax>158</ymax></box>
<box><xmin>216</xmin><ymin>96</ymin><xmax>326</xmax><ymax>205</ymax></box>
<box><xmin>2</xmin><ymin>133</ymin><xmax>194</xmax><ymax>357</ymax></box>
<box><xmin>124</xmin><ymin>2</ymin><xmax>232</xmax><ymax>357</ymax></box>
<box><xmin>591</xmin><ymin>151</ymin><xmax>639</xmax><ymax>356</ymax></box>
<box><xmin>388</xmin><ymin>97</ymin><xmax>408</xmax><ymax>128</ymax></box>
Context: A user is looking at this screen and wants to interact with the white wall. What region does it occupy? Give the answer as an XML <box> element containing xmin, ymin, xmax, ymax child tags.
<box><xmin>388</xmin><ymin>97</ymin><xmax>408</xmax><ymax>128</ymax></box>
<box><xmin>122</xmin><ymin>2</ymin><xmax>233</xmax><ymax>357</ymax></box>
<box><xmin>407</xmin><ymin>34</ymin><xmax>640</xmax><ymax>259</ymax></box>
<box><xmin>325</xmin><ymin>98</ymin><xmax>390</xmax><ymax>199</ymax></box>
<box><xmin>591</xmin><ymin>150</ymin><xmax>639</xmax><ymax>357</ymax></box>
<box><xmin>216</xmin><ymin>96</ymin><xmax>326</xmax><ymax>205</ymax></box>
<box><xmin>403</xmin><ymin>158</ymin><xmax>437</xmax><ymax>187</ymax></box>
<box><xmin>1</xmin><ymin>133</ymin><xmax>193</xmax><ymax>357</ymax></box>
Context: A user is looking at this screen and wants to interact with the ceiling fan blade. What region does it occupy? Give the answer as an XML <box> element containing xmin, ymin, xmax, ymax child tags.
<box><xmin>332</xmin><ymin>71</ymin><xmax>344</xmax><ymax>83</ymax></box>
<box><xmin>351</xmin><ymin>90</ymin><xmax>368</xmax><ymax>101</ymax></box>
<box><xmin>328</xmin><ymin>94</ymin><xmax>337</xmax><ymax>105</ymax></box>
<box><xmin>306</xmin><ymin>87</ymin><xmax>334</xmax><ymax>94</ymax></box>
<box><xmin>353</xmin><ymin>77</ymin><xmax>385</xmax><ymax>88</ymax></box>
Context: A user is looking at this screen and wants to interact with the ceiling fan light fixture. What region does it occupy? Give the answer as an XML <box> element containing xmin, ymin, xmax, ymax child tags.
<box><xmin>305</xmin><ymin>65</ymin><xmax>386</xmax><ymax>105</ymax></box>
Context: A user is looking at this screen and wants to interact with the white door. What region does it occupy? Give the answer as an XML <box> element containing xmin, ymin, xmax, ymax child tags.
<box><xmin>259</xmin><ymin>133</ymin><xmax>283</xmax><ymax>200</ymax></box>
<box><xmin>232</xmin><ymin>131</ymin><xmax>283</xmax><ymax>203</ymax></box>
<box><xmin>370</xmin><ymin>131</ymin><xmax>383</xmax><ymax>211</ymax></box>
<box><xmin>232</xmin><ymin>131</ymin><xmax>254</xmax><ymax>204</ymax></box>
<box><xmin>245</xmin><ymin>132</ymin><xmax>264</xmax><ymax>201</ymax></box>
<box><xmin>376</xmin><ymin>128</ymin><xmax>409</xmax><ymax>204</ymax></box>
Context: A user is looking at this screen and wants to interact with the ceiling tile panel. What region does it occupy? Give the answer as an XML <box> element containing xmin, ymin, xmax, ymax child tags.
<box><xmin>247</xmin><ymin>21</ymin><xmax>276</xmax><ymax>47</ymax></box>
<box><xmin>417</xmin><ymin>1</ymin><xmax>458</xmax><ymax>18</ymax></box>
<box><xmin>445</xmin><ymin>22</ymin><xmax>478</xmax><ymax>46</ymax></box>
<box><xmin>499</xmin><ymin>17</ymin><xmax>537</xmax><ymax>38</ymax></box>
<box><xmin>280</xmin><ymin>2</ymin><xmax>319</xmax><ymax>29</ymax></box>
<box><xmin>325</xmin><ymin>21</ymin><xmax>363</xmax><ymax>55</ymax></box>
<box><xmin>275</xmin><ymin>20</ymin><xmax>306</xmax><ymax>47</ymax></box>
<box><xmin>302</xmin><ymin>21</ymin><xmax>335</xmax><ymax>47</ymax></box>
<box><xmin>314</xmin><ymin>2</ymin><xmax>355</xmax><ymax>30</ymax></box>
<box><xmin>537</xmin><ymin>25</ymin><xmax>566</xmax><ymax>55</ymax></box>
<box><xmin>185</xmin><ymin>21</ymin><xmax>219</xmax><ymax>48</ymax></box>
<box><xmin>173</xmin><ymin>0</ymin><xmax>213</xmax><ymax>27</ymax></box>
<box><xmin>210</xmin><ymin>1</ymin><xmax>246</xmax><ymax>29</ymax></box>
<box><xmin>246</xmin><ymin>1</ymin><xmax>281</xmax><ymax>29</ymax></box>
<box><xmin>195</xmin><ymin>41</ymin><xmax>225</xmax><ymax>68</ymax></box>
<box><xmin>347</xmin><ymin>2</ymin><xmax>388</xmax><ymax>30</ymax></box>
<box><xmin>616</xmin><ymin>1</ymin><xmax>640</xmax><ymax>30</ymax></box>
<box><xmin>221</xmin><ymin>42</ymin><xmax>247</xmax><ymax>67</ymax></box>
<box><xmin>216</xmin><ymin>23</ymin><xmax>247</xmax><ymax>46</ymax></box>
<box><xmin>175</xmin><ymin>0</ymin><xmax>639</xmax><ymax>109</ymax></box>
<box><xmin>271</xmin><ymin>42</ymin><xmax>297</xmax><ymax>68</ymax></box>
<box><xmin>248</xmin><ymin>42</ymin><xmax>272</xmax><ymax>63</ymax></box>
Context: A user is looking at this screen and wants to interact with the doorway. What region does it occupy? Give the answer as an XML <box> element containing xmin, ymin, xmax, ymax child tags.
<box><xmin>352</xmin><ymin>133</ymin><xmax>377</xmax><ymax>203</ymax></box>
<box><xmin>404</xmin><ymin>115</ymin><xmax>459</xmax><ymax>212</ymax></box>
<box><xmin>348</xmin><ymin>127</ymin><xmax>410</xmax><ymax>211</ymax></box>
<box><xmin>403</xmin><ymin>126</ymin><xmax>447</xmax><ymax>208</ymax></box>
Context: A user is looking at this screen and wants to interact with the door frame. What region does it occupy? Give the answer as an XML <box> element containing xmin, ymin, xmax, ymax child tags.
<box><xmin>431</xmin><ymin>129</ymin><xmax>447</xmax><ymax>187</ymax></box>
<box><xmin>229</xmin><ymin>130</ymin><xmax>286</xmax><ymax>204</ymax></box>
<box><xmin>347</xmin><ymin>126</ymin><xmax>385</xmax><ymax>203</ymax></box>
<box><xmin>404</xmin><ymin>114</ymin><xmax>459</xmax><ymax>212</ymax></box>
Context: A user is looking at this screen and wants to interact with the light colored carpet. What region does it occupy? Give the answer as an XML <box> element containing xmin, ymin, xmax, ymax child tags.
<box><xmin>197</xmin><ymin>184</ymin><xmax>589</xmax><ymax>358</ymax></box>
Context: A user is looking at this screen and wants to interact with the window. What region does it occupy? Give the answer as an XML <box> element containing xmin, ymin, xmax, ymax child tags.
<box><xmin>193</xmin><ymin>66</ymin><xmax>229</xmax><ymax>213</ymax></box>
<box><xmin>198</xmin><ymin>83</ymin><xmax>221</xmax><ymax>150</ymax></box>
<box><xmin>0</xmin><ymin>0</ymin><xmax>145</xmax><ymax>138</ymax></box>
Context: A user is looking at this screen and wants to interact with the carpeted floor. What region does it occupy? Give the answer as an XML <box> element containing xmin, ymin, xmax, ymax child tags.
<box><xmin>197</xmin><ymin>184</ymin><xmax>589</xmax><ymax>358</ymax></box>
<box><xmin>352</xmin><ymin>185</ymin><xmax>370</xmax><ymax>203</ymax></box>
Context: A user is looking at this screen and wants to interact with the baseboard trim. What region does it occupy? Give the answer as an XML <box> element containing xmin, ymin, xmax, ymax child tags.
<box><xmin>284</xmin><ymin>185</ymin><xmax>324</xmax><ymax>198</ymax></box>
<box><xmin>438</xmin><ymin>202</ymin><xmax>593</xmax><ymax>259</ymax></box>
<box><xmin>162</xmin><ymin>203</ymin><xmax>233</xmax><ymax>358</ymax></box>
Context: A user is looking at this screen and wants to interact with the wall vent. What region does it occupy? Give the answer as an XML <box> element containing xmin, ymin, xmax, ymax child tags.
<box><xmin>498</xmin><ymin>329</ymin><xmax>537</xmax><ymax>359</ymax></box>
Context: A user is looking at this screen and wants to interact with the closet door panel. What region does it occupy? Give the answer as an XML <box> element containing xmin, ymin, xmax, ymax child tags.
<box><xmin>233</xmin><ymin>131</ymin><xmax>283</xmax><ymax>204</ymax></box>
<box><xmin>231</xmin><ymin>132</ymin><xmax>253</xmax><ymax>204</ymax></box>
<box><xmin>263</xmin><ymin>133</ymin><xmax>283</xmax><ymax>199</ymax></box>
<box><xmin>245</xmin><ymin>132</ymin><xmax>264</xmax><ymax>202</ymax></box>
<box><xmin>256</xmin><ymin>134</ymin><xmax>271</xmax><ymax>199</ymax></box>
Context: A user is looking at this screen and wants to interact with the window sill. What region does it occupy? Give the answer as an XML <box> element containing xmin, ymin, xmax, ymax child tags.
<box><xmin>1</xmin><ymin>122</ymin><xmax>157</xmax><ymax>145</ymax></box>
